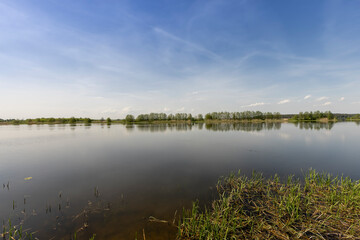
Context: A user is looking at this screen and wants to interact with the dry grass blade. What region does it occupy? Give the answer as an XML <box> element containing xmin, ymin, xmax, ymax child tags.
<box><xmin>148</xmin><ymin>216</ymin><xmax>168</xmax><ymax>224</ymax></box>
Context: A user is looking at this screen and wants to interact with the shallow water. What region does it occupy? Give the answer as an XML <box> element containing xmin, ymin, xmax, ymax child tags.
<box><xmin>0</xmin><ymin>122</ymin><xmax>359</xmax><ymax>239</ymax></box>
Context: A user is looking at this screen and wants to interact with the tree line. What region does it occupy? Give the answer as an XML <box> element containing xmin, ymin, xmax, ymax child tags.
<box><xmin>204</xmin><ymin>111</ymin><xmax>281</xmax><ymax>120</ymax></box>
<box><xmin>291</xmin><ymin>111</ymin><xmax>335</xmax><ymax>121</ymax></box>
<box><xmin>129</xmin><ymin>113</ymin><xmax>197</xmax><ymax>122</ymax></box>
<box><xmin>347</xmin><ymin>114</ymin><xmax>360</xmax><ymax>120</ymax></box>
<box><xmin>125</xmin><ymin>111</ymin><xmax>282</xmax><ymax>122</ymax></box>
<box><xmin>0</xmin><ymin>117</ymin><xmax>113</xmax><ymax>125</ymax></box>
<box><xmin>2</xmin><ymin>110</ymin><xmax>357</xmax><ymax>125</ymax></box>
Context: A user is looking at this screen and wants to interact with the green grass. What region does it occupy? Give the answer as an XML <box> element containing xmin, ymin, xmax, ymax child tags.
<box><xmin>178</xmin><ymin>169</ymin><xmax>360</xmax><ymax>239</ymax></box>
<box><xmin>1</xmin><ymin>219</ymin><xmax>34</xmax><ymax>240</ymax></box>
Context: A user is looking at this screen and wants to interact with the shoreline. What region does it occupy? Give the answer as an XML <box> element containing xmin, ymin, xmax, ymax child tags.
<box><xmin>1</xmin><ymin>119</ymin><xmax>354</xmax><ymax>126</ymax></box>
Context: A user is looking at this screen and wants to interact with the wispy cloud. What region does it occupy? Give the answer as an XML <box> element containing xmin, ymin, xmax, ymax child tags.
<box><xmin>314</xmin><ymin>101</ymin><xmax>332</xmax><ymax>107</ymax></box>
<box><xmin>278</xmin><ymin>99</ymin><xmax>290</xmax><ymax>104</ymax></box>
<box><xmin>153</xmin><ymin>27</ymin><xmax>222</xmax><ymax>62</ymax></box>
<box><xmin>316</xmin><ymin>96</ymin><xmax>329</xmax><ymax>101</ymax></box>
<box><xmin>241</xmin><ymin>102</ymin><xmax>267</xmax><ymax>108</ymax></box>
<box><xmin>339</xmin><ymin>97</ymin><xmax>345</xmax><ymax>101</ymax></box>
<box><xmin>304</xmin><ymin>95</ymin><xmax>311</xmax><ymax>100</ymax></box>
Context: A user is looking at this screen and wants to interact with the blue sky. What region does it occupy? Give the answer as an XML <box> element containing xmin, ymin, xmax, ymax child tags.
<box><xmin>1</xmin><ymin>0</ymin><xmax>360</xmax><ymax>118</ymax></box>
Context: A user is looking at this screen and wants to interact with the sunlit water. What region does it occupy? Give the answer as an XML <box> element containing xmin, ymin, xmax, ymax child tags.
<box><xmin>0</xmin><ymin>122</ymin><xmax>359</xmax><ymax>239</ymax></box>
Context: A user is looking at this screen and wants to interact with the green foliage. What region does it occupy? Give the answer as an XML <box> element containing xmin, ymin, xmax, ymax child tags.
<box><xmin>348</xmin><ymin>114</ymin><xmax>360</xmax><ymax>120</ymax></box>
<box><xmin>6</xmin><ymin>111</ymin><xmax>358</xmax><ymax>125</ymax></box>
<box><xmin>291</xmin><ymin>111</ymin><xmax>335</xmax><ymax>121</ymax></box>
<box><xmin>125</xmin><ymin>114</ymin><xmax>135</xmax><ymax>122</ymax></box>
<box><xmin>1</xmin><ymin>219</ymin><xmax>34</xmax><ymax>239</ymax></box>
<box><xmin>187</xmin><ymin>114</ymin><xmax>193</xmax><ymax>121</ymax></box>
<box><xmin>69</xmin><ymin>117</ymin><xmax>76</xmax><ymax>124</ymax></box>
<box><xmin>0</xmin><ymin>117</ymin><xmax>98</xmax><ymax>125</ymax></box>
<box><xmin>167</xmin><ymin>114</ymin><xmax>174</xmax><ymax>121</ymax></box>
<box><xmin>202</xmin><ymin>111</ymin><xmax>281</xmax><ymax>121</ymax></box>
<box><xmin>179</xmin><ymin>170</ymin><xmax>360</xmax><ymax>239</ymax></box>
<box><xmin>136</xmin><ymin>113</ymin><xmax>188</xmax><ymax>122</ymax></box>
<box><xmin>84</xmin><ymin>118</ymin><xmax>92</xmax><ymax>124</ymax></box>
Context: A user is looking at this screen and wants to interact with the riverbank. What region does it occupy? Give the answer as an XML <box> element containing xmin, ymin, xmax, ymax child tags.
<box><xmin>178</xmin><ymin>170</ymin><xmax>360</xmax><ymax>239</ymax></box>
<box><xmin>0</xmin><ymin>119</ymin><xmax>285</xmax><ymax>125</ymax></box>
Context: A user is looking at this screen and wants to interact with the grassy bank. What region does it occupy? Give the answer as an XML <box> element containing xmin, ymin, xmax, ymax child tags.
<box><xmin>178</xmin><ymin>170</ymin><xmax>360</xmax><ymax>239</ymax></box>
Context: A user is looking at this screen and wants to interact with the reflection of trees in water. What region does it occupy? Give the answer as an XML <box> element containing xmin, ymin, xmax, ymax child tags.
<box><xmin>355</xmin><ymin>121</ymin><xmax>360</xmax><ymax>126</ymax></box>
<box><xmin>128</xmin><ymin>123</ymin><xmax>283</xmax><ymax>132</ymax></box>
<box><xmin>125</xmin><ymin>124</ymin><xmax>135</xmax><ymax>132</ymax></box>
<box><xmin>134</xmin><ymin>123</ymin><xmax>193</xmax><ymax>132</ymax></box>
<box><xmin>205</xmin><ymin>122</ymin><xmax>281</xmax><ymax>132</ymax></box>
<box><xmin>293</xmin><ymin>122</ymin><xmax>334</xmax><ymax>130</ymax></box>
<box><xmin>126</xmin><ymin>122</ymin><xmax>339</xmax><ymax>132</ymax></box>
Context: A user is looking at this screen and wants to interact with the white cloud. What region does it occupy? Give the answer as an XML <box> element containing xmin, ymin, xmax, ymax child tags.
<box><xmin>304</xmin><ymin>95</ymin><xmax>311</xmax><ymax>100</ymax></box>
<box><xmin>316</xmin><ymin>96</ymin><xmax>329</xmax><ymax>101</ymax></box>
<box><xmin>121</xmin><ymin>106</ymin><xmax>131</xmax><ymax>113</ymax></box>
<box><xmin>278</xmin><ymin>99</ymin><xmax>290</xmax><ymax>104</ymax></box>
<box><xmin>313</xmin><ymin>101</ymin><xmax>332</xmax><ymax>107</ymax></box>
<box><xmin>339</xmin><ymin>97</ymin><xmax>345</xmax><ymax>101</ymax></box>
<box><xmin>241</xmin><ymin>102</ymin><xmax>266</xmax><ymax>108</ymax></box>
<box><xmin>176</xmin><ymin>107</ymin><xmax>185</xmax><ymax>112</ymax></box>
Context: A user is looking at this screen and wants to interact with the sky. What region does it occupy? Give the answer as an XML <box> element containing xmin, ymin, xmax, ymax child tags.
<box><xmin>1</xmin><ymin>0</ymin><xmax>360</xmax><ymax>119</ymax></box>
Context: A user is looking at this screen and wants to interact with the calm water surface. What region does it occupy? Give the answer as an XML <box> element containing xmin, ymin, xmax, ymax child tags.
<box><xmin>0</xmin><ymin>122</ymin><xmax>359</xmax><ymax>239</ymax></box>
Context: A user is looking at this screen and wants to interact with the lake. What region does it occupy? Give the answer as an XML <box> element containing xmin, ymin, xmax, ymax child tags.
<box><xmin>0</xmin><ymin>122</ymin><xmax>359</xmax><ymax>239</ymax></box>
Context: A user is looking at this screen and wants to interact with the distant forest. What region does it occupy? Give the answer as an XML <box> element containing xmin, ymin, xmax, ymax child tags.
<box><xmin>125</xmin><ymin>111</ymin><xmax>341</xmax><ymax>122</ymax></box>
<box><xmin>0</xmin><ymin>117</ymin><xmax>112</xmax><ymax>125</ymax></box>
<box><xmin>129</xmin><ymin>111</ymin><xmax>282</xmax><ymax>122</ymax></box>
<box><xmin>291</xmin><ymin>111</ymin><xmax>335</xmax><ymax>121</ymax></box>
<box><xmin>1</xmin><ymin>111</ymin><xmax>359</xmax><ymax>125</ymax></box>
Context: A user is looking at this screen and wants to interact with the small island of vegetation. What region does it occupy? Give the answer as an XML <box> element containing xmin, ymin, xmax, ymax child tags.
<box><xmin>290</xmin><ymin>111</ymin><xmax>336</xmax><ymax>122</ymax></box>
